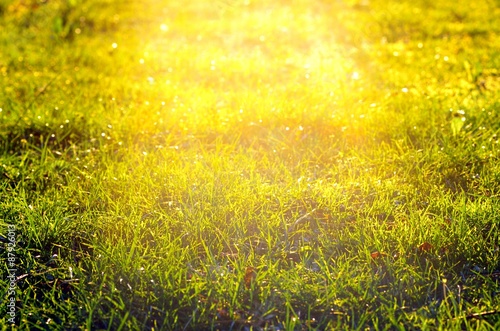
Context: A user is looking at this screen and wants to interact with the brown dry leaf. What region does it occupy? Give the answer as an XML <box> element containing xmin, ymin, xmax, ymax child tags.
<box><xmin>440</xmin><ymin>218</ymin><xmax>452</xmax><ymax>230</ymax></box>
<box><xmin>440</xmin><ymin>246</ymin><xmax>450</xmax><ymax>255</ymax></box>
<box><xmin>418</xmin><ymin>242</ymin><xmax>433</xmax><ymax>252</ymax></box>
<box><xmin>370</xmin><ymin>251</ymin><xmax>388</xmax><ymax>259</ymax></box>
<box><xmin>216</xmin><ymin>307</ymin><xmax>230</xmax><ymax>320</ymax></box>
<box><xmin>244</xmin><ymin>266</ymin><xmax>256</xmax><ymax>289</ymax></box>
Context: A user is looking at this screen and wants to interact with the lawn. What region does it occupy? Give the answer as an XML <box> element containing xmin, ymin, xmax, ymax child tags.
<box><xmin>1</xmin><ymin>0</ymin><xmax>500</xmax><ymax>329</ymax></box>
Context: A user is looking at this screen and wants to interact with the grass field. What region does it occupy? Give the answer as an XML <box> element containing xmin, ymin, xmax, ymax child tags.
<box><xmin>1</xmin><ymin>0</ymin><xmax>500</xmax><ymax>329</ymax></box>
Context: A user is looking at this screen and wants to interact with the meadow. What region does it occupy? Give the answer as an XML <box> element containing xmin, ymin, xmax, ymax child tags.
<box><xmin>0</xmin><ymin>0</ymin><xmax>499</xmax><ymax>329</ymax></box>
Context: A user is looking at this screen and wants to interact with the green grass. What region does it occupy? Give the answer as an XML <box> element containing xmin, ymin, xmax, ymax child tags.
<box><xmin>1</xmin><ymin>0</ymin><xmax>500</xmax><ymax>329</ymax></box>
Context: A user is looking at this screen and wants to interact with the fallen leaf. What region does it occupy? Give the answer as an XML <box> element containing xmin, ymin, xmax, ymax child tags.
<box><xmin>418</xmin><ymin>242</ymin><xmax>433</xmax><ymax>252</ymax></box>
<box><xmin>216</xmin><ymin>307</ymin><xmax>230</xmax><ymax>320</ymax></box>
<box><xmin>370</xmin><ymin>251</ymin><xmax>388</xmax><ymax>259</ymax></box>
<box><xmin>244</xmin><ymin>266</ymin><xmax>256</xmax><ymax>289</ymax></box>
<box><xmin>439</xmin><ymin>246</ymin><xmax>450</xmax><ymax>255</ymax></box>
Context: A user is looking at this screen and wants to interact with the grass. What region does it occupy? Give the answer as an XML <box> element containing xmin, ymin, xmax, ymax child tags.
<box><xmin>1</xmin><ymin>0</ymin><xmax>500</xmax><ymax>329</ymax></box>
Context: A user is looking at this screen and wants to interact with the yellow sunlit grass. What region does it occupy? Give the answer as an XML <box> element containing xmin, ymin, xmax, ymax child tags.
<box><xmin>116</xmin><ymin>0</ymin><xmax>375</xmax><ymax>144</ymax></box>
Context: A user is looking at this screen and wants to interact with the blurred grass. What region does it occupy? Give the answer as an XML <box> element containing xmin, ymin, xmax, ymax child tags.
<box><xmin>1</xmin><ymin>0</ymin><xmax>500</xmax><ymax>329</ymax></box>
